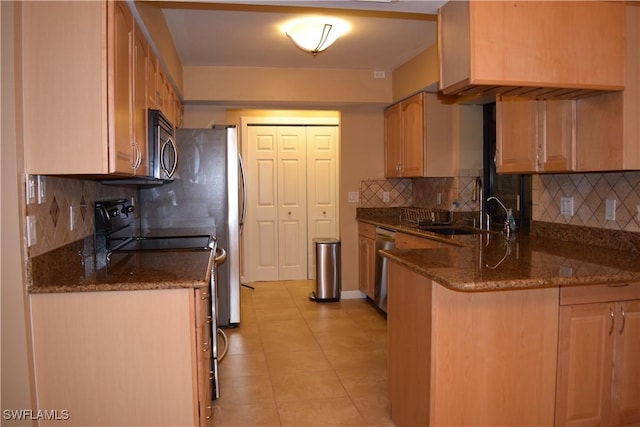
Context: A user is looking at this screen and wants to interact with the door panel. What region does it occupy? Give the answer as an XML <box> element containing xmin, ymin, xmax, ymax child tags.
<box><xmin>248</xmin><ymin>127</ymin><xmax>278</xmax><ymax>281</ymax></box>
<box><xmin>611</xmin><ymin>300</ymin><xmax>640</xmax><ymax>427</ymax></box>
<box><xmin>306</xmin><ymin>127</ymin><xmax>338</xmax><ymax>278</ymax></box>
<box><xmin>277</xmin><ymin>127</ymin><xmax>307</xmax><ymax>280</ymax></box>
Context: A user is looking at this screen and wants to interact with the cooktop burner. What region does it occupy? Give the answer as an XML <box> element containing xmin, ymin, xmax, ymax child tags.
<box><xmin>111</xmin><ymin>235</ymin><xmax>215</xmax><ymax>252</ymax></box>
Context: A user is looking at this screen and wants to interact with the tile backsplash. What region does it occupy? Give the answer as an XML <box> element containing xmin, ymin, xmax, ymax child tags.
<box><xmin>360</xmin><ymin>176</ymin><xmax>478</xmax><ymax>212</ymax></box>
<box><xmin>25</xmin><ymin>175</ymin><xmax>136</xmax><ymax>257</ymax></box>
<box><xmin>533</xmin><ymin>172</ymin><xmax>640</xmax><ymax>233</ymax></box>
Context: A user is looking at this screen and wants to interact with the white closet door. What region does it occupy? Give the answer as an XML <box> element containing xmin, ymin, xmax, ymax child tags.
<box><xmin>277</xmin><ymin>127</ymin><xmax>308</xmax><ymax>280</ymax></box>
<box><xmin>306</xmin><ymin>126</ymin><xmax>339</xmax><ymax>279</ymax></box>
<box><xmin>247</xmin><ymin>126</ymin><xmax>279</xmax><ymax>281</ymax></box>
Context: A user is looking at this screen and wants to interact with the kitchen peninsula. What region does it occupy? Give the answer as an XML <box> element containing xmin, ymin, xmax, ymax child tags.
<box><xmin>27</xmin><ymin>237</ymin><xmax>215</xmax><ymax>426</ymax></box>
<box><xmin>358</xmin><ymin>213</ymin><xmax>640</xmax><ymax>427</ymax></box>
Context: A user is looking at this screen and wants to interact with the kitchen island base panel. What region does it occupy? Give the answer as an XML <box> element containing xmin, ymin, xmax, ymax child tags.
<box><xmin>388</xmin><ymin>262</ymin><xmax>559</xmax><ymax>427</ymax></box>
<box><xmin>30</xmin><ymin>289</ymin><xmax>199</xmax><ymax>427</ymax></box>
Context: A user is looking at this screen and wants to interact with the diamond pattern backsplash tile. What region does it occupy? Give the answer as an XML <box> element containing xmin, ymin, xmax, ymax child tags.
<box><xmin>534</xmin><ymin>171</ymin><xmax>640</xmax><ymax>233</ymax></box>
<box><xmin>25</xmin><ymin>175</ymin><xmax>136</xmax><ymax>257</ymax></box>
<box><xmin>360</xmin><ymin>176</ymin><xmax>479</xmax><ymax>212</ymax></box>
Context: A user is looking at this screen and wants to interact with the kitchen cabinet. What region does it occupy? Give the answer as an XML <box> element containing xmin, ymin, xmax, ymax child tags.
<box><xmin>395</xmin><ymin>231</ymin><xmax>440</xmax><ymax>249</ymax></box>
<box><xmin>556</xmin><ymin>282</ymin><xmax>640</xmax><ymax>427</ymax></box>
<box><xmin>30</xmin><ymin>288</ymin><xmax>212</xmax><ymax>426</ymax></box>
<box><xmin>573</xmin><ymin>4</ymin><xmax>640</xmax><ymax>172</ymax></box>
<box><xmin>358</xmin><ymin>222</ymin><xmax>376</xmax><ymax>299</ymax></box>
<box><xmin>384</xmin><ymin>92</ymin><xmax>459</xmax><ymax>178</ymax></box>
<box><xmin>438</xmin><ymin>0</ymin><xmax>625</xmax><ymax>99</ymax></box>
<box><xmin>387</xmin><ymin>262</ymin><xmax>558</xmax><ymax>427</ymax></box>
<box><xmin>21</xmin><ymin>1</ymin><xmax>180</xmax><ymax>177</ymax></box>
<box><xmin>496</xmin><ymin>97</ymin><xmax>575</xmax><ymax>173</ymax></box>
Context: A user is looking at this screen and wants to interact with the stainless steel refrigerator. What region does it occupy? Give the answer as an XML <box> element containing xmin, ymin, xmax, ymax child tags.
<box><xmin>138</xmin><ymin>126</ymin><xmax>244</xmax><ymax>327</ymax></box>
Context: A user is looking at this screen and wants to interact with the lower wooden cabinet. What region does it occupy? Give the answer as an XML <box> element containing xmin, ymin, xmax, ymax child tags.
<box><xmin>30</xmin><ymin>288</ymin><xmax>212</xmax><ymax>426</ymax></box>
<box><xmin>556</xmin><ymin>283</ymin><xmax>640</xmax><ymax>427</ymax></box>
<box><xmin>358</xmin><ymin>223</ymin><xmax>376</xmax><ymax>299</ymax></box>
<box><xmin>395</xmin><ymin>231</ymin><xmax>441</xmax><ymax>249</ymax></box>
<box><xmin>387</xmin><ymin>262</ymin><xmax>559</xmax><ymax>427</ymax></box>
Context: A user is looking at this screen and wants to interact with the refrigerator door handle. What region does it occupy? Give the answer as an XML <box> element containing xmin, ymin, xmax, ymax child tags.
<box><xmin>238</xmin><ymin>153</ymin><xmax>247</xmax><ymax>232</ymax></box>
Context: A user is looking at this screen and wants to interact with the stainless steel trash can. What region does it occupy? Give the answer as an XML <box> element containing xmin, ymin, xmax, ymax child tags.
<box><xmin>310</xmin><ymin>238</ymin><xmax>341</xmax><ymax>302</ymax></box>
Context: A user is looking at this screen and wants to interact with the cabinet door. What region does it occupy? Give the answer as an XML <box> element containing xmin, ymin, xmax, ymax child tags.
<box><xmin>147</xmin><ymin>49</ymin><xmax>159</xmax><ymax>109</ymax></box>
<box><xmin>556</xmin><ymin>303</ymin><xmax>614</xmax><ymax>427</ymax></box>
<box><xmin>132</xmin><ymin>23</ymin><xmax>149</xmax><ymax>176</ymax></box>
<box><xmin>540</xmin><ymin>100</ymin><xmax>575</xmax><ymax>172</ymax></box>
<box><xmin>111</xmin><ymin>1</ymin><xmax>134</xmax><ymax>174</ymax></box>
<box><xmin>358</xmin><ymin>235</ymin><xmax>375</xmax><ymax>299</ymax></box>
<box><xmin>610</xmin><ymin>300</ymin><xmax>640</xmax><ymax>427</ymax></box>
<box><xmin>384</xmin><ymin>103</ymin><xmax>402</xmax><ymax>177</ymax></box>
<box><xmin>401</xmin><ymin>93</ymin><xmax>425</xmax><ymax>177</ymax></box>
<box><xmin>496</xmin><ymin>97</ymin><xmax>538</xmax><ymax>173</ymax></box>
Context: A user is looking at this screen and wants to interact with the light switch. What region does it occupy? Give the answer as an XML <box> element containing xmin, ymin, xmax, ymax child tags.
<box><xmin>605</xmin><ymin>199</ymin><xmax>616</xmax><ymax>221</ymax></box>
<box><xmin>348</xmin><ymin>192</ymin><xmax>359</xmax><ymax>203</ymax></box>
<box><xmin>26</xmin><ymin>215</ymin><xmax>36</xmax><ymax>247</ymax></box>
<box><xmin>383</xmin><ymin>191</ymin><xmax>390</xmax><ymax>202</ymax></box>
<box><xmin>26</xmin><ymin>175</ymin><xmax>37</xmax><ymax>204</ymax></box>
<box><xmin>37</xmin><ymin>175</ymin><xmax>46</xmax><ymax>204</ymax></box>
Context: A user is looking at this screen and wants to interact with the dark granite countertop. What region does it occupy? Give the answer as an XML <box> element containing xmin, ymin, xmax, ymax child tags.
<box><xmin>357</xmin><ymin>214</ymin><xmax>640</xmax><ymax>292</ymax></box>
<box><xmin>28</xmin><ymin>237</ymin><xmax>213</xmax><ymax>294</ymax></box>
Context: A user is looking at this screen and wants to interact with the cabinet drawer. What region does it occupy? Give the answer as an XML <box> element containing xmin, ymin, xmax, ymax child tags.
<box><xmin>396</xmin><ymin>232</ymin><xmax>440</xmax><ymax>249</ymax></box>
<box><xmin>358</xmin><ymin>222</ymin><xmax>377</xmax><ymax>239</ymax></box>
<box><xmin>560</xmin><ymin>282</ymin><xmax>640</xmax><ymax>306</ymax></box>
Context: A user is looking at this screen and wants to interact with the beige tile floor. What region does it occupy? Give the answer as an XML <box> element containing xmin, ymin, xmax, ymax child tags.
<box><xmin>212</xmin><ymin>280</ymin><xmax>392</xmax><ymax>426</ymax></box>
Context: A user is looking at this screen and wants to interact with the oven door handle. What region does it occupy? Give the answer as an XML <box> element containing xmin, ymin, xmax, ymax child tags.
<box><xmin>214</xmin><ymin>246</ymin><xmax>227</xmax><ymax>265</ymax></box>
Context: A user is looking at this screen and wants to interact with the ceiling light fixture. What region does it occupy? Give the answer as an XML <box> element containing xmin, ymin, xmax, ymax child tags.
<box><xmin>283</xmin><ymin>16</ymin><xmax>350</xmax><ymax>57</ymax></box>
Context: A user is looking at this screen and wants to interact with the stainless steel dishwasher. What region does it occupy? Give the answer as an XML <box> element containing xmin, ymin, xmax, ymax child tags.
<box><xmin>374</xmin><ymin>227</ymin><xmax>396</xmax><ymax>313</ymax></box>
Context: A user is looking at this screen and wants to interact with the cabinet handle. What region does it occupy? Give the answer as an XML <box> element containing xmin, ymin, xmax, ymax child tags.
<box><xmin>607</xmin><ymin>283</ymin><xmax>629</xmax><ymax>288</ymax></box>
<box><xmin>609</xmin><ymin>308</ymin><xmax>615</xmax><ymax>336</ymax></box>
<box><xmin>619</xmin><ymin>306</ymin><xmax>626</xmax><ymax>335</ymax></box>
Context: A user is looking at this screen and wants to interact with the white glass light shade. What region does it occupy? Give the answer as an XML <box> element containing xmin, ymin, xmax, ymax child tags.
<box><xmin>283</xmin><ymin>17</ymin><xmax>350</xmax><ymax>56</ymax></box>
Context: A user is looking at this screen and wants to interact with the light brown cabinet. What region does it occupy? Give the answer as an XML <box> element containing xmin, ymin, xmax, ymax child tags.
<box><xmin>384</xmin><ymin>92</ymin><xmax>460</xmax><ymax>178</ymax></box>
<box><xmin>496</xmin><ymin>97</ymin><xmax>575</xmax><ymax>174</ymax></box>
<box><xmin>358</xmin><ymin>223</ymin><xmax>376</xmax><ymax>299</ymax></box>
<box><xmin>556</xmin><ymin>283</ymin><xmax>640</xmax><ymax>427</ymax></box>
<box><xmin>395</xmin><ymin>232</ymin><xmax>440</xmax><ymax>250</ymax></box>
<box><xmin>30</xmin><ymin>288</ymin><xmax>212</xmax><ymax>426</ymax></box>
<box><xmin>22</xmin><ymin>1</ymin><xmax>180</xmax><ymax>177</ymax></box>
<box><xmin>387</xmin><ymin>262</ymin><xmax>559</xmax><ymax>427</ymax></box>
<box><xmin>573</xmin><ymin>4</ymin><xmax>640</xmax><ymax>172</ymax></box>
<box><xmin>438</xmin><ymin>0</ymin><xmax>625</xmax><ymax>99</ymax></box>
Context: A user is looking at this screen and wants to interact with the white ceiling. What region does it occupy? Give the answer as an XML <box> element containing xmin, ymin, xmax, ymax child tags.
<box><xmin>160</xmin><ymin>1</ymin><xmax>446</xmax><ymax>71</ymax></box>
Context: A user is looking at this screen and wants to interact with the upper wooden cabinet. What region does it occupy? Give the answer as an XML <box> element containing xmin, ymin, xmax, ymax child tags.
<box><xmin>384</xmin><ymin>92</ymin><xmax>481</xmax><ymax>178</ymax></box>
<box><xmin>574</xmin><ymin>4</ymin><xmax>640</xmax><ymax>172</ymax></box>
<box><xmin>496</xmin><ymin>97</ymin><xmax>575</xmax><ymax>174</ymax></box>
<box><xmin>22</xmin><ymin>1</ymin><xmax>180</xmax><ymax>177</ymax></box>
<box><xmin>438</xmin><ymin>1</ymin><xmax>625</xmax><ymax>99</ymax></box>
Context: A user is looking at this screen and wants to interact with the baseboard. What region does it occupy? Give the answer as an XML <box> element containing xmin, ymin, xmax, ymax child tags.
<box><xmin>340</xmin><ymin>290</ymin><xmax>366</xmax><ymax>299</ymax></box>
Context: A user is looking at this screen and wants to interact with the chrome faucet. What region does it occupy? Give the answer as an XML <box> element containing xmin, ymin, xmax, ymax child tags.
<box><xmin>472</xmin><ymin>177</ymin><xmax>489</xmax><ymax>230</ymax></box>
<box><xmin>486</xmin><ymin>196</ymin><xmax>512</xmax><ymax>238</ymax></box>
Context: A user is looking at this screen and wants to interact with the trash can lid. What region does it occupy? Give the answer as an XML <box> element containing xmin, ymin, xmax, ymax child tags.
<box><xmin>313</xmin><ymin>237</ymin><xmax>340</xmax><ymax>244</ymax></box>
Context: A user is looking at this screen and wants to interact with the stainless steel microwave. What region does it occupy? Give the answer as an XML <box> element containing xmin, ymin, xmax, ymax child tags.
<box><xmin>148</xmin><ymin>109</ymin><xmax>178</xmax><ymax>181</ymax></box>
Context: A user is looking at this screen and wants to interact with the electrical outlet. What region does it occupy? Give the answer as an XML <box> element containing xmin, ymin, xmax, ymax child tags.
<box><xmin>560</xmin><ymin>197</ymin><xmax>574</xmax><ymax>216</ymax></box>
<box><xmin>437</xmin><ymin>193</ymin><xmax>442</xmax><ymax>205</ymax></box>
<box><xmin>26</xmin><ymin>215</ymin><xmax>36</xmax><ymax>247</ymax></box>
<box><xmin>382</xmin><ymin>191</ymin><xmax>390</xmax><ymax>202</ymax></box>
<box><xmin>605</xmin><ymin>199</ymin><xmax>616</xmax><ymax>221</ymax></box>
<box><xmin>347</xmin><ymin>192</ymin><xmax>359</xmax><ymax>203</ymax></box>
